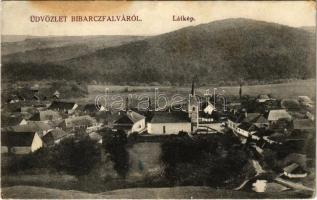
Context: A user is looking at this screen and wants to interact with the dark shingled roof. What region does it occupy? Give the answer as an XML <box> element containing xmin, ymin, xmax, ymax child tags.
<box><xmin>95</xmin><ymin>111</ymin><xmax>116</xmax><ymax>122</ymax></box>
<box><xmin>237</xmin><ymin>122</ymin><xmax>257</xmax><ymax>131</ymax></box>
<box><xmin>83</xmin><ymin>104</ymin><xmax>100</xmax><ymax>113</ymax></box>
<box><xmin>243</xmin><ymin>113</ymin><xmax>268</xmax><ymax>124</ymax></box>
<box><xmin>114</xmin><ymin>110</ymin><xmax>145</xmax><ymax>125</ymax></box>
<box><xmin>3</xmin><ymin>122</ymin><xmax>52</xmax><ymax>133</ymax></box>
<box><xmin>49</xmin><ymin>101</ymin><xmax>76</xmax><ymax>110</ymax></box>
<box><xmin>29</xmin><ymin>110</ymin><xmax>61</xmax><ymax>121</ymax></box>
<box><xmin>42</xmin><ymin>129</ymin><xmax>68</xmax><ymax>145</ymax></box>
<box><xmin>150</xmin><ymin>111</ymin><xmax>190</xmax><ymax>123</ymax></box>
<box><xmin>2</xmin><ymin>132</ymin><xmax>36</xmax><ymax>147</ymax></box>
<box><xmin>228</xmin><ymin>113</ymin><xmax>246</xmax><ymax>123</ymax></box>
<box><xmin>115</xmin><ymin>115</ymin><xmax>134</xmax><ymax>125</ymax></box>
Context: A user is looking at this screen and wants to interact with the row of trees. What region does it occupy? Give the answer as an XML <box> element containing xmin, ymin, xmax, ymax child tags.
<box><xmin>5</xmin><ymin>129</ymin><xmax>130</xmax><ymax>179</ymax></box>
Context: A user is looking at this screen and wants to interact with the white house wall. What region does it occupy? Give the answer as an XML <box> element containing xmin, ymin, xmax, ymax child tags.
<box><xmin>11</xmin><ymin>147</ymin><xmax>32</xmax><ymax>154</ymax></box>
<box><xmin>131</xmin><ymin>119</ymin><xmax>145</xmax><ymax>133</ymax></box>
<box><xmin>228</xmin><ymin>120</ymin><xmax>239</xmax><ymax>129</ymax></box>
<box><xmin>236</xmin><ymin>128</ymin><xmax>250</xmax><ymax>137</ymax></box>
<box><xmin>31</xmin><ymin>133</ymin><xmax>43</xmax><ymax>152</ymax></box>
<box><xmin>148</xmin><ymin>123</ymin><xmax>191</xmax><ymax>135</ymax></box>
<box><xmin>1</xmin><ymin>146</ymin><xmax>8</xmax><ymax>153</ymax></box>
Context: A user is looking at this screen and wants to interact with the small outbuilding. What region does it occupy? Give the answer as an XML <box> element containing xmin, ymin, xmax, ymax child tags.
<box><xmin>113</xmin><ymin>110</ymin><xmax>146</xmax><ymax>134</ymax></box>
<box><xmin>283</xmin><ymin>163</ymin><xmax>307</xmax><ymax>179</ymax></box>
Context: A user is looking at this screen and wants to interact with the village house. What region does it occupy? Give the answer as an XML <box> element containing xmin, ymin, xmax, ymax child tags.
<box><xmin>188</xmin><ymin>94</ymin><xmax>220</xmax><ymax>131</ymax></box>
<box><xmin>113</xmin><ymin>110</ymin><xmax>146</xmax><ymax>134</ymax></box>
<box><xmin>29</xmin><ymin>110</ymin><xmax>62</xmax><ymax>121</ymax></box>
<box><xmin>7</xmin><ymin>94</ymin><xmax>25</xmax><ymax>104</ymax></box>
<box><xmin>292</xmin><ymin>119</ymin><xmax>315</xmax><ymax>131</ymax></box>
<box><xmin>227</xmin><ymin>112</ymin><xmax>246</xmax><ymax>130</ymax></box>
<box><xmin>298</xmin><ymin>96</ymin><xmax>314</xmax><ymax>108</ymax></box>
<box><xmin>82</xmin><ymin>103</ymin><xmax>106</xmax><ymax>115</ymax></box>
<box><xmin>235</xmin><ymin>122</ymin><xmax>258</xmax><ymax>138</ymax></box>
<box><xmin>19</xmin><ymin>119</ymin><xmax>28</xmax><ymax>125</ymax></box>
<box><xmin>283</xmin><ymin>163</ymin><xmax>308</xmax><ymax>179</ymax></box>
<box><xmin>88</xmin><ymin>132</ymin><xmax>103</xmax><ymax>144</ymax></box>
<box><xmin>3</xmin><ymin>121</ymin><xmax>53</xmax><ymax>137</ymax></box>
<box><xmin>227</xmin><ymin>102</ymin><xmax>242</xmax><ymax>114</ymax></box>
<box><xmin>42</xmin><ymin>128</ymin><xmax>69</xmax><ymax>146</ymax></box>
<box><xmin>268</xmin><ymin>109</ymin><xmax>292</xmax><ymax>127</ymax></box>
<box><xmin>95</xmin><ymin>110</ymin><xmax>116</xmax><ymax>125</ymax></box>
<box><xmin>1</xmin><ymin>131</ymin><xmax>43</xmax><ymax>154</ymax></box>
<box><xmin>203</xmin><ymin>103</ymin><xmax>216</xmax><ymax>115</ymax></box>
<box><xmin>61</xmin><ymin>115</ymin><xmax>98</xmax><ymax>131</ymax></box>
<box><xmin>53</xmin><ymin>90</ymin><xmax>60</xmax><ymax>99</ymax></box>
<box><xmin>281</xmin><ymin>99</ymin><xmax>301</xmax><ymax>111</ymax></box>
<box><xmin>242</xmin><ymin>113</ymin><xmax>269</xmax><ymax>129</ymax></box>
<box><xmin>256</xmin><ymin>94</ymin><xmax>272</xmax><ymax>103</ymax></box>
<box><xmin>48</xmin><ymin>101</ymin><xmax>78</xmax><ymax>114</ymax></box>
<box><xmin>2</xmin><ymin>115</ymin><xmax>25</xmax><ymax>127</ymax></box>
<box><xmin>305</xmin><ymin>111</ymin><xmax>315</xmax><ymax>121</ymax></box>
<box><xmin>199</xmin><ymin>101</ymin><xmax>220</xmax><ymax>123</ymax></box>
<box><xmin>21</xmin><ymin>106</ymin><xmax>38</xmax><ymax>115</ymax></box>
<box><xmin>147</xmin><ymin>111</ymin><xmax>191</xmax><ymax>135</ymax></box>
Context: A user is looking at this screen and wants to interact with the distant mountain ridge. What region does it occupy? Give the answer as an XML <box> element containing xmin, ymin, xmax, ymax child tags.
<box><xmin>2</xmin><ymin>35</ymin><xmax>145</xmax><ymax>56</ymax></box>
<box><xmin>300</xmin><ymin>26</ymin><xmax>315</xmax><ymax>34</ymax></box>
<box><xmin>2</xmin><ymin>18</ymin><xmax>315</xmax><ymax>84</ymax></box>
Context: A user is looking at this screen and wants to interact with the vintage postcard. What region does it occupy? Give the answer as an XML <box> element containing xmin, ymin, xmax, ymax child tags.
<box><xmin>1</xmin><ymin>1</ymin><xmax>316</xmax><ymax>199</ymax></box>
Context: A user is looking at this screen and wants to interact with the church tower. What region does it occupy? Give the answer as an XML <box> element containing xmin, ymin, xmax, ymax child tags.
<box><xmin>188</xmin><ymin>78</ymin><xmax>200</xmax><ymax>131</ymax></box>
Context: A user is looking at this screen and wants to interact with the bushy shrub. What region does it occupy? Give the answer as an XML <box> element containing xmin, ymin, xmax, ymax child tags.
<box><xmin>8</xmin><ymin>148</ymin><xmax>52</xmax><ymax>173</ymax></box>
<box><xmin>160</xmin><ymin>134</ymin><xmax>247</xmax><ymax>186</ymax></box>
<box><xmin>178</xmin><ymin>131</ymin><xmax>188</xmax><ymax>137</ymax></box>
<box><xmin>7</xmin><ymin>136</ymin><xmax>101</xmax><ymax>177</ymax></box>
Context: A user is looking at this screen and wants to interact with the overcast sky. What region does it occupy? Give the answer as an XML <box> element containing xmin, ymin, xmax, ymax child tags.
<box><xmin>2</xmin><ymin>1</ymin><xmax>316</xmax><ymax>36</ymax></box>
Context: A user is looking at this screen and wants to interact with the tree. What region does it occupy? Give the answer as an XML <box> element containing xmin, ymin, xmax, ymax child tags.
<box><xmin>102</xmin><ymin>128</ymin><xmax>129</xmax><ymax>178</ymax></box>
<box><xmin>52</xmin><ymin>136</ymin><xmax>101</xmax><ymax>176</ymax></box>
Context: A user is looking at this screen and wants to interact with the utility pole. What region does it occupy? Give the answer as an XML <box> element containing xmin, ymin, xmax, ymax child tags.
<box><xmin>213</xmin><ymin>88</ymin><xmax>217</xmax><ymax>107</ymax></box>
<box><xmin>239</xmin><ymin>83</ymin><xmax>242</xmax><ymax>100</ymax></box>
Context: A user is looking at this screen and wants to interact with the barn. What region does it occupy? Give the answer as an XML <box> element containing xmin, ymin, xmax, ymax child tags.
<box><xmin>1</xmin><ymin>132</ymin><xmax>43</xmax><ymax>154</ymax></box>
<box><xmin>148</xmin><ymin>111</ymin><xmax>191</xmax><ymax>135</ymax></box>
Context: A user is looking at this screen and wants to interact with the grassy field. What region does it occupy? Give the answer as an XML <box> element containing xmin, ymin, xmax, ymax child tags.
<box><xmin>2</xmin><ymin>185</ymin><xmax>313</xmax><ymax>199</ymax></box>
<box><xmin>207</xmin><ymin>79</ymin><xmax>316</xmax><ymax>100</ymax></box>
<box><xmin>74</xmin><ymin>79</ymin><xmax>316</xmax><ymax>105</ymax></box>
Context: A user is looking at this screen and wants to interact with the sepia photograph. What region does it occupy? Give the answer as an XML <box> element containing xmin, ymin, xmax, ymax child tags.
<box><xmin>1</xmin><ymin>1</ymin><xmax>316</xmax><ymax>198</ymax></box>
